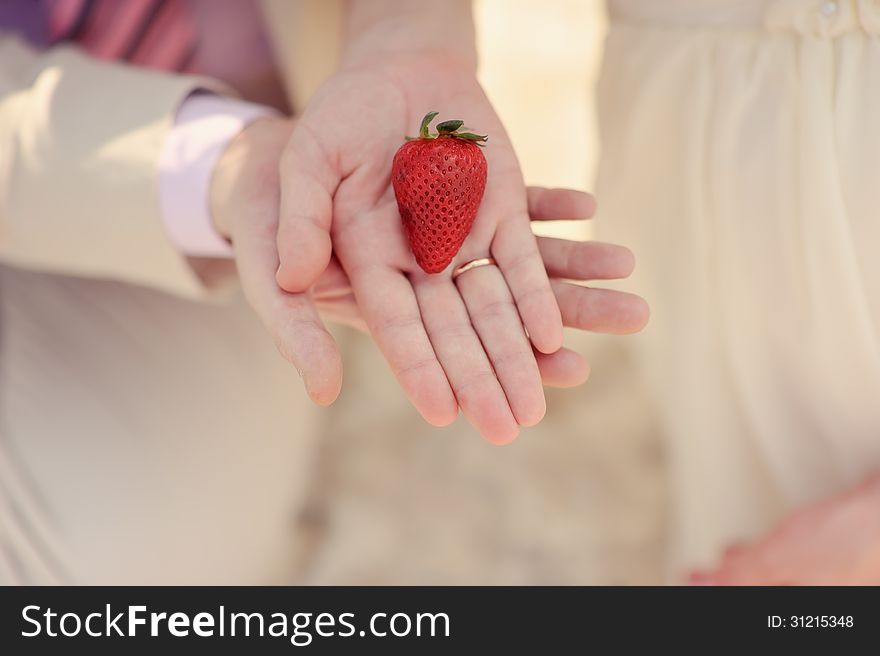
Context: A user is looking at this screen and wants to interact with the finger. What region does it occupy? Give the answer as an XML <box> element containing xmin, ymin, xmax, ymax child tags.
<box><xmin>413</xmin><ymin>275</ymin><xmax>519</xmax><ymax>443</ymax></box>
<box><xmin>310</xmin><ymin>257</ymin><xmax>368</xmax><ymax>332</ymax></box>
<box><xmin>538</xmin><ymin>237</ymin><xmax>636</xmax><ymax>280</ymax></box>
<box><xmin>492</xmin><ymin>220</ymin><xmax>564</xmax><ymax>354</ymax></box>
<box><xmin>552</xmin><ymin>280</ymin><xmax>650</xmax><ymax>334</ymax></box>
<box><xmin>527</xmin><ymin>186</ymin><xmax>597</xmax><ymax>221</ymax></box>
<box><xmin>456</xmin><ymin>264</ymin><xmax>546</xmax><ymax>428</ymax></box>
<box><xmin>310</xmin><ymin>256</ymin><xmax>351</xmax><ymax>302</ymax></box>
<box><xmin>535</xmin><ymin>347</ymin><xmax>590</xmax><ymax>388</ymax></box>
<box><xmin>348</xmin><ymin>264</ymin><xmax>458</xmax><ymax>427</ymax></box>
<box><xmin>233</xmin><ymin>210</ymin><xmax>342</xmax><ymax>406</ymax></box>
<box><xmin>276</xmin><ymin>124</ymin><xmax>337</xmax><ymax>293</ymax></box>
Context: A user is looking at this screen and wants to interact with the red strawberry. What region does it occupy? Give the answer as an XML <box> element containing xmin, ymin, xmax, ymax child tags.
<box><xmin>392</xmin><ymin>111</ymin><xmax>488</xmax><ymax>274</ymax></box>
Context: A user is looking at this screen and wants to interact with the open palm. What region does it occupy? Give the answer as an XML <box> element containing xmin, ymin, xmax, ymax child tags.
<box><xmin>277</xmin><ymin>54</ymin><xmax>582</xmax><ymax>442</ymax></box>
<box><xmin>213</xmin><ymin>117</ymin><xmax>646</xmax><ymax>441</ymax></box>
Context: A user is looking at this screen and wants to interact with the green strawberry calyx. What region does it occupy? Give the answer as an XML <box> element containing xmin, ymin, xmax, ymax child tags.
<box><xmin>405</xmin><ymin>111</ymin><xmax>488</xmax><ymax>146</ymax></box>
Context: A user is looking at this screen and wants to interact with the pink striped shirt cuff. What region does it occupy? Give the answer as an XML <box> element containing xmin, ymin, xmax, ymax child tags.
<box><xmin>159</xmin><ymin>93</ymin><xmax>278</xmax><ymax>258</ymax></box>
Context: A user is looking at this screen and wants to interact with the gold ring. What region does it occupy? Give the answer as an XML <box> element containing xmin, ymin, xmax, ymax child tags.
<box><xmin>452</xmin><ymin>257</ymin><xmax>497</xmax><ymax>281</ymax></box>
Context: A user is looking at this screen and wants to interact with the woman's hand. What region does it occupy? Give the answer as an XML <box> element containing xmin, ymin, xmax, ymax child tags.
<box><xmin>690</xmin><ymin>473</ymin><xmax>880</xmax><ymax>585</ymax></box>
<box><xmin>273</xmin><ymin>3</ymin><xmax>633</xmax><ymax>441</ymax></box>
<box><xmin>212</xmin><ymin>117</ymin><xmax>647</xmax><ymax>424</ymax></box>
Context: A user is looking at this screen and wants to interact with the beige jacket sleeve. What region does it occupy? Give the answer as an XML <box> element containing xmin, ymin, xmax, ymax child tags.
<box><xmin>0</xmin><ymin>34</ymin><xmax>230</xmax><ymax>299</ymax></box>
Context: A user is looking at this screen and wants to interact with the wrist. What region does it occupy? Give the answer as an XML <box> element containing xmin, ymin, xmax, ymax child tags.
<box><xmin>210</xmin><ymin>117</ymin><xmax>294</xmax><ymax>241</ymax></box>
<box><xmin>161</xmin><ymin>93</ymin><xmax>278</xmax><ymax>258</ymax></box>
<box><xmin>340</xmin><ymin>0</ymin><xmax>477</xmax><ymax>72</ymax></box>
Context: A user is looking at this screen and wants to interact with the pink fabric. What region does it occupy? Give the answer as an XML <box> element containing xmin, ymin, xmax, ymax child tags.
<box><xmin>44</xmin><ymin>0</ymin><xmax>86</xmax><ymax>42</ymax></box>
<box><xmin>158</xmin><ymin>94</ymin><xmax>277</xmax><ymax>258</ymax></box>
<box><xmin>43</xmin><ymin>0</ymin><xmax>277</xmax><ymax>84</ymax></box>
<box><xmin>44</xmin><ymin>0</ymin><xmax>197</xmax><ymax>69</ymax></box>
<box><xmin>127</xmin><ymin>0</ymin><xmax>198</xmax><ymax>70</ymax></box>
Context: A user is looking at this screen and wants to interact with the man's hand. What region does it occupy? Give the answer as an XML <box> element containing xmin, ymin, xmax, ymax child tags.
<box><xmin>210</xmin><ymin>117</ymin><xmax>647</xmax><ymax>416</ymax></box>
<box><xmin>210</xmin><ymin>118</ymin><xmax>342</xmax><ymax>406</ymax></box>
<box><xmin>690</xmin><ymin>473</ymin><xmax>880</xmax><ymax>585</ymax></box>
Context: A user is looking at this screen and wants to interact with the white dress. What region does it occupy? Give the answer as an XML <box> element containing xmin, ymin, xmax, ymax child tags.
<box><xmin>597</xmin><ymin>0</ymin><xmax>880</xmax><ymax>573</ymax></box>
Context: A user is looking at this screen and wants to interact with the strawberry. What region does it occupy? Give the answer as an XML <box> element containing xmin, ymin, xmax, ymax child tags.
<box><xmin>392</xmin><ymin>111</ymin><xmax>488</xmax><ymax>274</ymax></box>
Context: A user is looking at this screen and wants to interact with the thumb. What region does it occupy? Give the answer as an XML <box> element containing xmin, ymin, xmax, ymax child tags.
<box><xmin>276</xmin><ymin>124</ymin><xmax>336</xmax><ymax>293</ymax></box>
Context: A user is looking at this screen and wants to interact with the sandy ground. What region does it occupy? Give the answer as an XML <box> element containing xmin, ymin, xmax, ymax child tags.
<box><xmin>295</xmin><ymin>333</ymin><xmax>667</xmax><ymax>585</ymax></box>
<box><xmin>285</xmin><ymin>1</ymin><xmax>668</xmax><ymax>586</ymax></box>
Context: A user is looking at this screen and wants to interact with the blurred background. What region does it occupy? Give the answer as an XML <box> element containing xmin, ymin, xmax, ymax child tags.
<box><xmin>292</xmin><ymin>0</ymin><xmax>667</xmax><ymax>585</ymax></box>
<box><xmin>478</xmin><ymin>0</ymin><xmax>603</xmax><ymax>198</ymax></box>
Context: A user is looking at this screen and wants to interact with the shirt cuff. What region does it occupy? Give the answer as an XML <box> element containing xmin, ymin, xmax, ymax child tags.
<box><xmin>158</xmin><ymin>93</ymin><xmax>278</xmax><ymax>258</ymax></box>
